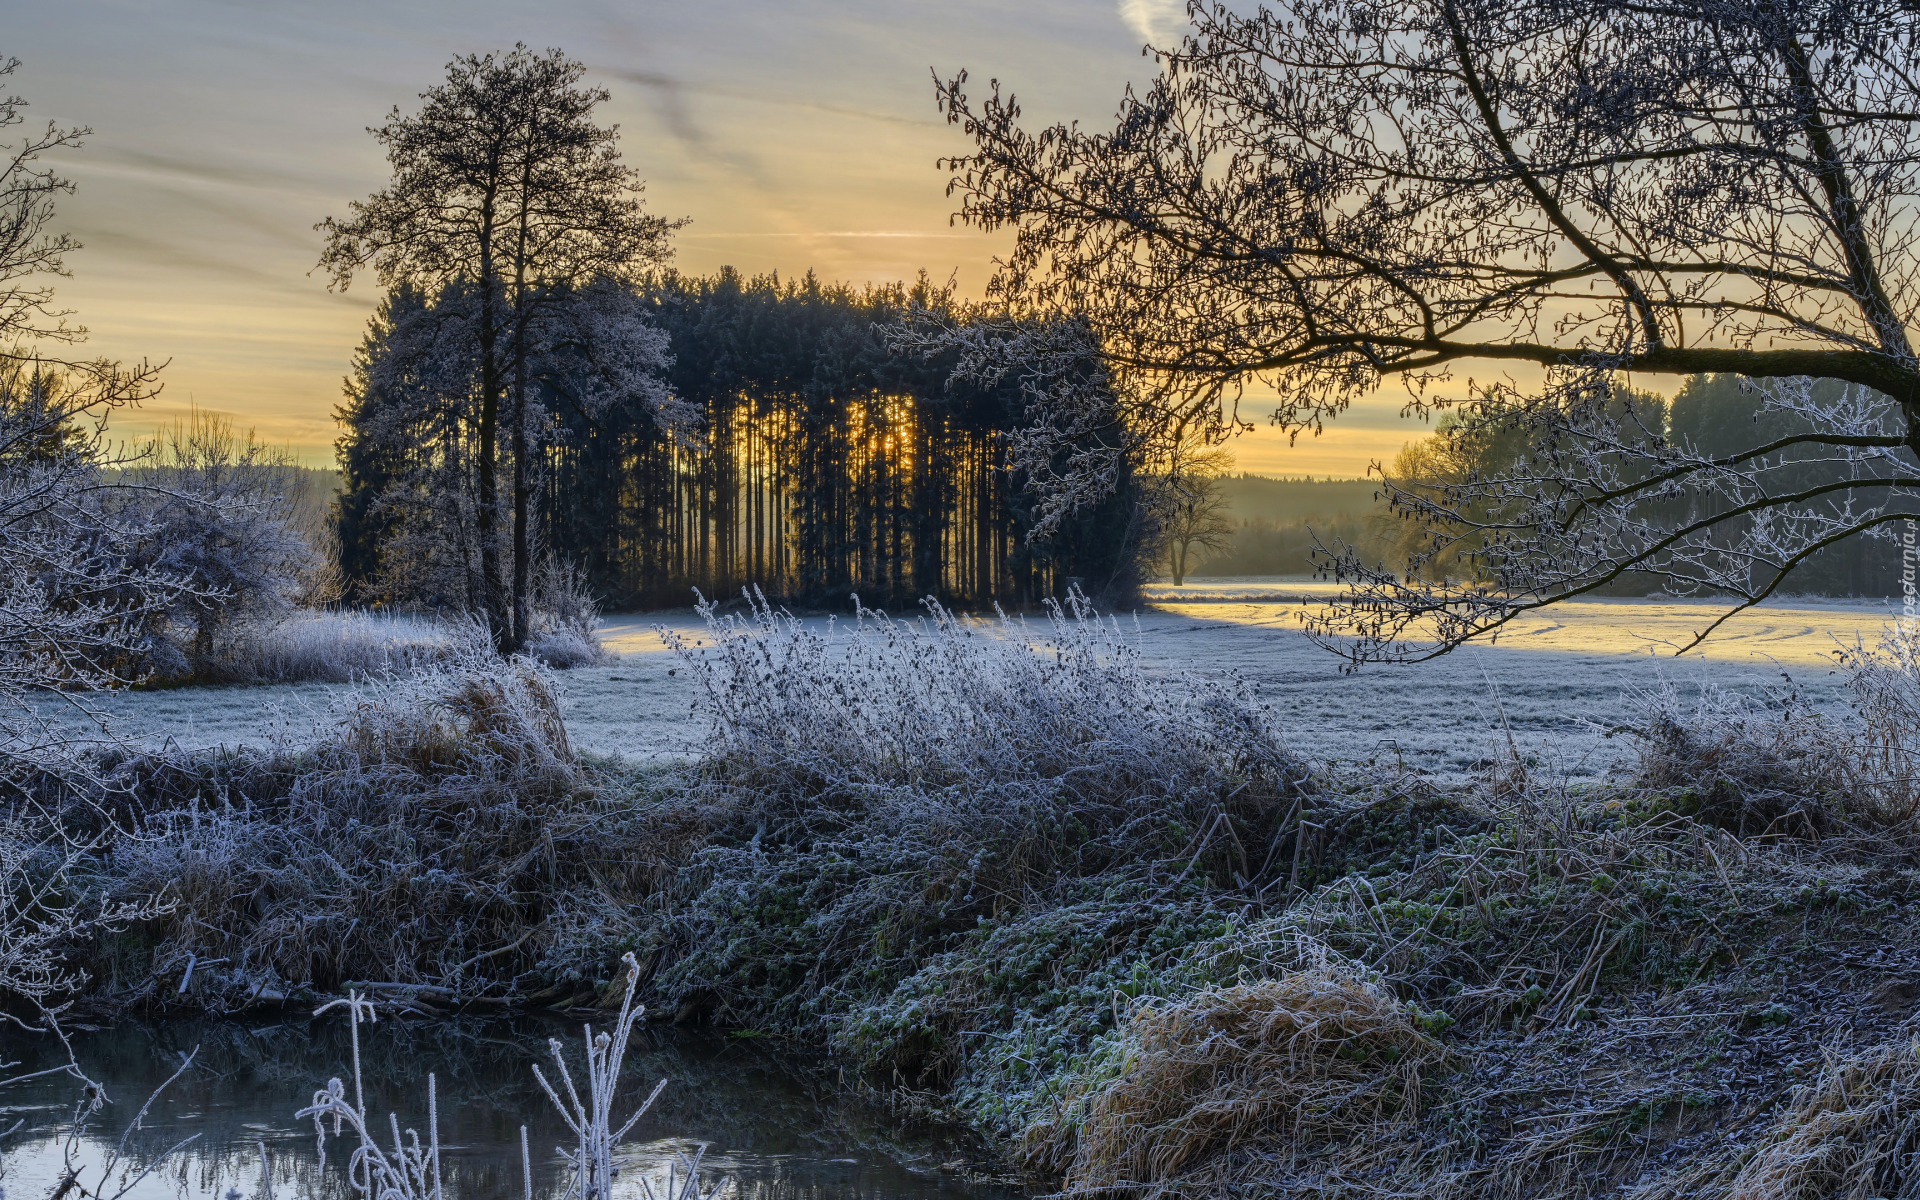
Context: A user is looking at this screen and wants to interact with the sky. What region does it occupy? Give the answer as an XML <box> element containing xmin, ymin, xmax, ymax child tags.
<box><xmin>7</xmin><ymin>0</ymin><xmax>1440</xmax><ymax>475</ymax></box>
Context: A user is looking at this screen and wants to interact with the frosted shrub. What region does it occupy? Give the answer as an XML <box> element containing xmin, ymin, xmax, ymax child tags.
<box><xmin>215</xmin><ymin>610</ymin><xmax>492</xmax><ymax>684</ymax></box>
<box><xmin>0</xmin><ymin>825</ymin><xmax>168</xmax><ymax>1012</ymax></box>
<box><xmin>669</xmin><ymin>586</ymin><xmax>1303</xmax><ymax>806</ymax></box>
<box><xmin>526</xmin><ymin>626</ymin><xmax>605</xmax><ymax>671</ymax></box>
<box><xmin>653</xmin><ymin>588</ymin><xmax>1309</xmax><ymax>1029</ymax></box>
<box><xmin>124</xmin><ymin>409</ymin><xmax>317</xmax><ymax>672</ymax></box>
<box><xmin>91</xmin><ymin>649</ymin><xmax>590</xmax><ymax>1007</ymax></box>
<box><xmin>1630</xmin><ymin>626</ymin><xmax>1920</xmax><ymax>840</ymax></box>
<box><xmin>526</xmin><ymin>559</ymin><xmax>611</xmax><ymax>670</ymax></box>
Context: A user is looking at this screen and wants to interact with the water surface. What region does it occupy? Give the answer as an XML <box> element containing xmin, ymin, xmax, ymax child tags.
<box><xmin>0</xmin><ymin>1018</ymin><xmax>1017</xmax><ymax>1200</ymax></box>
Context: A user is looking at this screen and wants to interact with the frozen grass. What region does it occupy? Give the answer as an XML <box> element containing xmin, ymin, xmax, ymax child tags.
<box><xmin>70</xmin><ymin>593</ymin><xmax>1884</xmax><ymax>778</ymax></box>
<box><xmin>1634</xmin><ymin>1040</ymin><xmax>1920</xmax><ymax>1200</ymax></box>
<box><xmin>1046</xmin><ymin>964</ymin><xmax>1447</xmax><ymax>1194</ymax></box>
<box><xmin>203</xmin><ymin>610</ymin><xmax>490</xmax><ymax>684</ymax></box>
<box><xmin>11</xmin><ymin>595</ymin><xmax>1920</xmax><ymax>1200</ymax></box>
<box><xmin>72</xmin><ymin>648</ymin><xmax>609</xmax><ymax>1008</ymax></box>
<box><xmin>194</xmin><ymin>603</ymin><xmax>608</xmax><ymax>685</ymax></box>
<box><xmin>1721</xmin><ymin>1042</ymin><xmax>1920</xmax><ymax>1200</ymax></box>
<box><xmin>525</xmin><ymin>559</ymin><xmax>614</xmax><ymax>671</ymax></box>
<box><xmin>650</xmin><ymin>588</ymin><xmax>1311</xmax><ymax>1039</ymax></box>
<box><xmin>667</xmin><ymin>586</ymin><xmax>1306</xmax><ymax>805</ymax></box>
<box><xmin>525</xmin><ymin>625</ymin><xmax>608</xmax><ymax>670</ymax></box>
<box><xmin>1629</xmin><ymin>625</ymin><xmax>1920</xmax><ymax>843</ymax></box>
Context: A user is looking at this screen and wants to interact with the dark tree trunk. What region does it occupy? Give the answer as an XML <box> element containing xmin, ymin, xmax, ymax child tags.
<box><xmin>476</xmin><ymin>237</ymin><xmax>509</xmax><ymax>652</ymax></box>
<box><xmin>510</xmin><ymin>296</ymin><xmax>530</xmax><ymax>654</ymax></box>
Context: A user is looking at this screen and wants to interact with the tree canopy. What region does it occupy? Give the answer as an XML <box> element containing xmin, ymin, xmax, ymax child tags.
<box><xmin>335</xmin><ymin>271</ymin><xmax>1155</xmax><ymax>612</ymax></box>
<box><xmin>319</xmin><ymin>46</ymin><xmax>678</xmax><ymax>650</ymax></box>
<box><xmin>939</xmin><ymin>0</ymin><xmax>1920</xmax><ymax>658</ymax></box>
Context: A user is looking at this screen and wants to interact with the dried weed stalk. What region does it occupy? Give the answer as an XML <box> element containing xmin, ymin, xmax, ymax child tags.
<box><xmin>299</xmin><ymin>954</ymin><xmax>723</xmax><ymax>1200</ymax></box>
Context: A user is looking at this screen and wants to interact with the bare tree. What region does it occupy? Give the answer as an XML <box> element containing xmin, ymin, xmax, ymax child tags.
<box><xmin>1157</xmin><ymin>446</ymin><xmax>1237</xmax><ymax>586</ymax></box>
<box><xmin>0</xmin><ymin>58</ymin><xmax>184</xmax><ymax>766</ymax></box>
<box><xmin>319</xmin><ymin>46</ymin><xmax>680</xmax><ymax>651</ymax></box>
<box><xmin>0</xmin><ymin>58</ymin><xmax>161</xmax><ymax>414</ymax></box>
<box><xmin>937</xmin><ymin>0</ymin><xmax>1920</xmax><ymax>660</ymax></box>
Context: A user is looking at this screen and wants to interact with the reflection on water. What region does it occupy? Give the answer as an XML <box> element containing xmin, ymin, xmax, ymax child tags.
<box><xmin>0</xmin><ymin>1018</ymin><xmax>1018</xmax><ymax>1200</ymax></box>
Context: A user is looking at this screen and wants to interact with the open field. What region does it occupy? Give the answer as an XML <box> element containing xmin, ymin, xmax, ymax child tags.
<box><xmin>52</xmin><ymin>583</ymin><xmax>1908</xmax><ymax>779</ymax></box>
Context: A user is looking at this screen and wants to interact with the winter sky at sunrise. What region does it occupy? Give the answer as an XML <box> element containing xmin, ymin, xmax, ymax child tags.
<box><xmin>10</xmin><ymin>0</ymin><xmax>1446</xmax><ymax>474</ymax></box>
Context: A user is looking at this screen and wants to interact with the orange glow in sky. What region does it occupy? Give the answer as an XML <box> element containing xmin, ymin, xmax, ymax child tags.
<box><xmin>8</xmin><ymin>3</ymin><xmax>1660</xmax><ymax>475</ymax></box>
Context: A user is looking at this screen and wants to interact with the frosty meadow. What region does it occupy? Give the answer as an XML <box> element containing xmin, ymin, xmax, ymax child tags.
<box><xmin>9</xmin><ymin>2</ymin><xmax>1920</xmax><ymax>1199</ymax></box>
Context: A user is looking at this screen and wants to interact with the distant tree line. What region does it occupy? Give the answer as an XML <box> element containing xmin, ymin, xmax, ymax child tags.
<box><xmin>1372</xmin><ymin>375</ymin><xmax>1920</xmax><ymax>597</ymax></box>
<box><xmin>1174</xmin><ymin>378</ymin><xmax>1920</xmax><ymax>597</ymax></box>
<box><xmin>334</xmin><ymin>269</ymin><xmax>1154</xmax><ymax>612</ymax></box>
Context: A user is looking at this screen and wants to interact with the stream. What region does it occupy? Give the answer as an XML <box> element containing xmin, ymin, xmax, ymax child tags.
<box><xmin>0</xmin><ymin>1017</ymin><xmax>1020</xmax><ymax>1200</ymax></box>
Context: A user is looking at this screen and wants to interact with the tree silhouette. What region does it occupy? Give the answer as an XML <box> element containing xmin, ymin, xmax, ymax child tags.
<box><xmin>939</xmin><ymin>0</ymin><xmax>1920</xmax><ymax>659</ymax></box>
<box><xmin>319</xmin><ymin>46</ymin><xmax>678</xmax><ymax>650</ymax></box>
<box><xmin>333</xmin><ymin>272</ymin><xmax>1155</xmax><ymax>612</ymax></box>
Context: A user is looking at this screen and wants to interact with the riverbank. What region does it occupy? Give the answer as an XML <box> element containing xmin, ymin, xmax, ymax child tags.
<box><xmin>18</xmin><ymin>598</ymin><xmax>1920</xmax><ymax>1198</ymax></box>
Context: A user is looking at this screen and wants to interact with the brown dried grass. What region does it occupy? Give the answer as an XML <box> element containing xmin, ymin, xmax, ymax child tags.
<box><xmin>1721</xmin><ymin>1041</ymin><xmax>1920</xmax><ymax>1200</ymax></box>
<box><xmin>1043</xmin><ymin>968</ymin><xmax>1447</xmax><ymax>1195</ymax></box>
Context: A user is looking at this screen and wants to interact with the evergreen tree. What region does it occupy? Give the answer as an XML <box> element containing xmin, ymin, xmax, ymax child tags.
<box><xmin>319</xmin><ymin>46</ymin><xmax>678</xmax><ymax>649</ymax></box>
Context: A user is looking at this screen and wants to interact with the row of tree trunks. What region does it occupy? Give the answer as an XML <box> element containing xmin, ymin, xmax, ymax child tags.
<box><xmin>543</xmin><ymin>391</ymin><xmax>1030</xmax><ymax>609</ymax></box>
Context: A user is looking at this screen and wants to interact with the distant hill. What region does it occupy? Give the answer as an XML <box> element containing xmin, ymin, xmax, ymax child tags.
<box><xmin>1212</xmin><ymin>474</ymin><xmax>1379</xmax><ymax>526</ymax></box>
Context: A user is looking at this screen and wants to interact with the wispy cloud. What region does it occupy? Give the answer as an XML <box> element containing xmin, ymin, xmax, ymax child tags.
<box><xmin>680</xmin><ymin>230</ymin><xmax>978</xmax><ymax>240</ymax></box>
<box><xmin>597</xmin><ymin>68</ymin><xmax>775</xmax><ymax>191</ymax></box>
<box><xmin>1117</xmin><ymin>0</ymin><xmax>1186</xmax><ymax>45</ymax></box>
<box><xmin>601</xmin><ymin>67</ymin><xmax>942</xmax><ymax>132</ymax></box>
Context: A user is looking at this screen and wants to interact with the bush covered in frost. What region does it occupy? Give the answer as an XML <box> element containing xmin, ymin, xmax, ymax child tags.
<box><xmin>14</xmin><ymin>592</ymin><xmax>1920</xmax><ymax>1200</ymax></box>
<box><xmin>1630</xmin><ymin>627</ymin><xmax>1920</xmax><ymax>842</ymax></box>
<box><xmin>65</xmin><ymin>648</ymin><xmax>632</xmax><ymax>1008</ymax></box>
<box><xmin>201</xmin><ymin>609</ymin><xmax>492</xmax><ymax>684</ymax></box>
<box><xmin>648</xmin><ymin>588</ymin><xmax>1312</xmax><ymax>1028</ymax></box>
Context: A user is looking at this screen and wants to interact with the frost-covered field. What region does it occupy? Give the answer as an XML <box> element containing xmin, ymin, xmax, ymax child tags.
<box><xmin>52</xmin><ymin>583</ymin><xmax>1908</xmax><ymax>778</ymax></box>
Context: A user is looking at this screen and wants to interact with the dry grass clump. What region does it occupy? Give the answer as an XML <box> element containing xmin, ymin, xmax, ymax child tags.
<box><xmin>1719</xmin><ymin>1042</ymin><xmax>1920</xmax><ymax>1200</ymax></box>
<box><xmin>327</xmin><ymin>650</ymin><xmax>579</xmax><ymax>790</ymax></box>
<box><xmin>1041</xmin><ymin>966</ymin><xmax>1446</xmax><ymax>1195</ymax></box>
<box><xmin>1630</xmin><ymin>681</ymin><xmax>1849</xmax><ymax>839</ymax></box>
